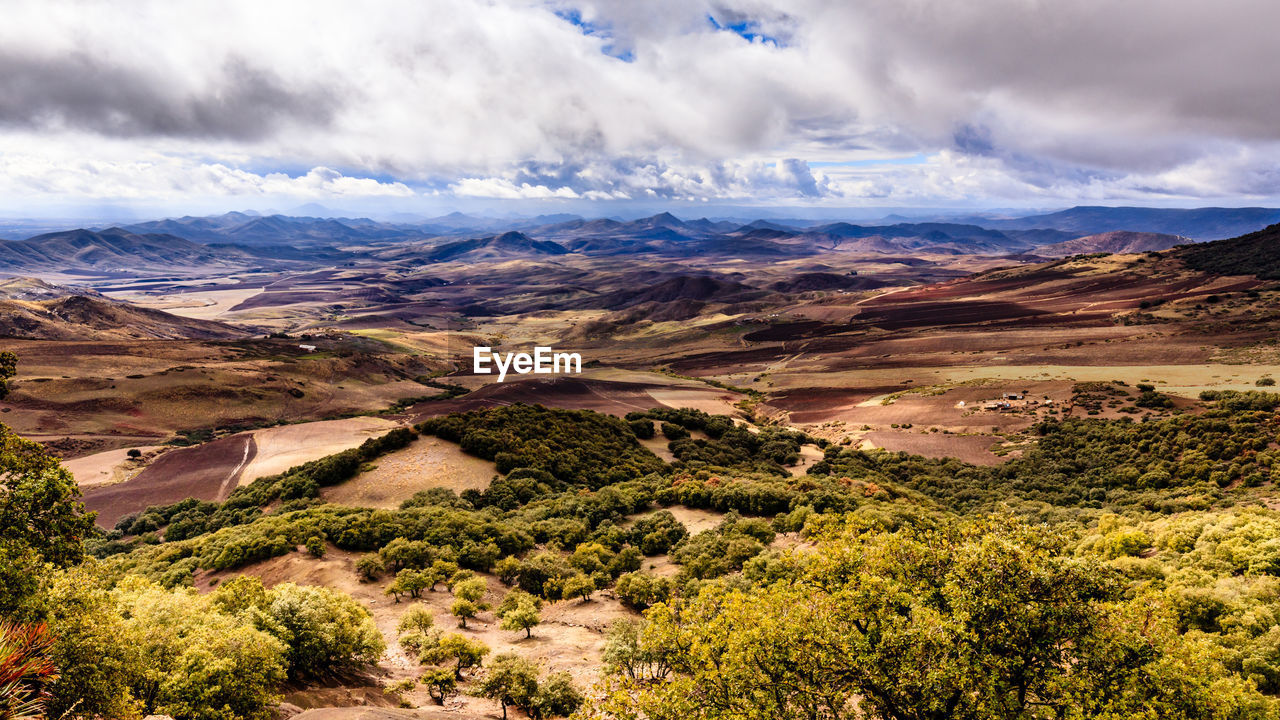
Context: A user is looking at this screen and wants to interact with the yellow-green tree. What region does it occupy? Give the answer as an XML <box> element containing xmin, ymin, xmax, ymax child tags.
<box><xmin>497</xmin><ymin>590</ymin><xmax>542</xmax><ymax>638</ymax></box>
<box><xmin>477</xmin><ymin>652</ymin><xmax>539</xmax><ymax>720</ymax></box>
<box><xmin>594</xmin><ymin>519</ymin><xmax>1276</xmax><ymax>720</ymax></box>
<box><xmin>451</xmin><ymin>577</ymin><xmax>489</xmax><ymax>628</ymax></box>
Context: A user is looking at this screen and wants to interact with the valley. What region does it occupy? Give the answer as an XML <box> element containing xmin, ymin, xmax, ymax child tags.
<box><xmin>6</xmin><ymin>207</ymin><xmax>1280</xmax><ymax>718</ymax></box>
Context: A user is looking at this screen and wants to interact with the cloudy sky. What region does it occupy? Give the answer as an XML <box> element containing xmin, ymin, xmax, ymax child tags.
<box><xmin>2</xmin><ymin>0</ymin><xmax>1278</xmax><ymax>217</ymax></box>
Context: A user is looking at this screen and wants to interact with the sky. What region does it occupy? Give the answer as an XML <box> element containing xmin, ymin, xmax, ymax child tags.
<box><xmin>2</xmin><ymin>0</ymin><xmax>1279</xmax><ymax>218</ymax></box>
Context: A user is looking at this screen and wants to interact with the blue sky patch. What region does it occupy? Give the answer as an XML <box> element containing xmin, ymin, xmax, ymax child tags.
<box><xmin>555</xmin><ymin>8</ymin><xmax>635</xmax><ymax>62</ymax></box>
<box><xmin>706</xmin><ymin>14</ymin><xmax>783</xmax><ymax>47</ymax></box>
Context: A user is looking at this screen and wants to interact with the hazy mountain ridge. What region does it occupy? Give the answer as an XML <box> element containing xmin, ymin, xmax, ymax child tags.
<box><xmin>3</xmin><ymin>206</ymin><xmax>1279</xmax><ymax>278</ymax></box>
<box><xmin>973</xmin><ymin>206</ymin><xmax>1280</xmax><ymax>240</ymax></box>
<box><xmin>422</xmin><ymin>231</ymin><xmax>571</xmax><ymax>262</ymax></box>
<box><xmin>0</xmin><ymin>228</ymin><xmax>248</xmax><ymax>272</ymax></box>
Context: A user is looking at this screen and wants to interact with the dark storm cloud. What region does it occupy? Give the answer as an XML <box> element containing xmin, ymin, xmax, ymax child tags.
<box><xmin>0</xmin><ymin>52</ymin><xmax>341</xmax><ymax>140</ymax></box>
<box><xmin>827</xmin><ymin>1</ymin><xmax>1280</xmax><ymax>163</ymax></box>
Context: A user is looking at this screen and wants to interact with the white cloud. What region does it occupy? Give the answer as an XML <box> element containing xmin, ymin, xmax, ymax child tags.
<box><xmin>0</xmin><ymin>146</ymin><xmax>415</xmax><ymax>201</ymax></box>
<box><xmin>450</xmin><ymin>178</ymin><xmax>581</xmax><ymax>199</ymax></box>
<box><xmin>1</xmin><ymin>0</ymin><xmax>1278</xmax><ymax>209</ymax></box>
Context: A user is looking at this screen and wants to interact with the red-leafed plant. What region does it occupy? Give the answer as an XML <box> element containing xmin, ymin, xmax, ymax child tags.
<box><xmin>0</xmin><ymin>622</ymin><xmax>58</xmax><ymax>720</ymax></box>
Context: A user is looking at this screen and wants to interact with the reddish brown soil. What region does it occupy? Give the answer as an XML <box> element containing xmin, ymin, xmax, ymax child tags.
<box><xmin>82</xmin><ymin>433</ymin><xmax>254</xmax><ymax>527</ymax></box>
<box><xmin>773</xmin><ymin>386</ymin><xmax>903</xmax><ymax>423</ymax></box>
<box><xmin>856</xmin><ymin>300</ymin><xmax>1052</xmax><ymax>330</ymax></box>
<box><xmin>232</xmin><ymin>291</ymin><xmax>342</xmax><ymax>311</ymax></box>
<box><xmin>742</xmin><ymin>320</ymin><xmax>848</xmax><ymax>342</ymax></box>
<box><xmin>861</xmin><ymin>430</ymin><xmax>1003</xmax><ymax>465</ymax></box>
<box><xmin>410</xmin><ymin>376</ymin><xmax>726</xmax><ymax>419</ymax></box>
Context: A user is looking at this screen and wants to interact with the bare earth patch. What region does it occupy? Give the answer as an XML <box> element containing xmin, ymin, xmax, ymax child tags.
<box><xmin>197</xmin><ymin>547</ymin><xmax>638</xmax><ymax>718</ymax></box>
<box><xmin>860</xmin><ymin>430</ymin><xmax>1003</xmax><ymax>465</ymax></box>
<box><xmin>64</xmin><ymin>445</ymin><xmax>165</xmax><ymax>487</ymax></box>
<box><xmin>321</xmin><ymin>436</ymin><xmax>497</xmax><ymax>509</ymax></box>
<box><xmin>82</xmin><ymin>434</ymin><xmax>255</xmax><ymax>527</ymax></box>
<box><xmin>240</xmin><ymin>417</ymin><xmax>403</xmax><ymax>485</ymax></box>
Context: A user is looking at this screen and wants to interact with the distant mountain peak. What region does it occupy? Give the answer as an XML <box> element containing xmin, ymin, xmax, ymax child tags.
<box><xmin>493</xmin><ymin>230</ymin><xmax>534</xmax><ymax>243</ymax></box>
<box><xmin>639</xmin><ymin>212</ymin><xmax>685</xmax><ymax>228</ymax></box>
<box><xmin>423</xmin><ymin>231</ymin><xmax>569</xmax><ymax>262</ymax></box>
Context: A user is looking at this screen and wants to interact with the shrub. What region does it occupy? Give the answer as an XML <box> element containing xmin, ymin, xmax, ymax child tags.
<box><xmin>305</xmin><ymin>536</ymin><xmax>326</xmax><ymax>558</ymax></box>
<box><xmin>613</xmin><ymin>572</ymin><xmax>673</xmax><ymax>611</ymax></box>
<box><xmin>661</xmin><ymin>422</ymin><xmax>689</xmax><ymax>440</ymax></box>
<box><xmin>629</xmin><ymin>419</ymin><xmax>656</xmax><ymax>439</ymax></box>
<box><xmin>356</xmin><ymin>554</ymin><xmax>385</xmax><ymax>581</ymax></box>
<box><xmin>262</xmin><ymin>582</ymin><xmax>385</xmax><ymax>679</ymax></box>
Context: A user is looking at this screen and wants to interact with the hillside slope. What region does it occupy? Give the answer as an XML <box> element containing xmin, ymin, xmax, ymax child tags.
<box><xmin>0</xmin><ymin>228</ymin><xmax>249</xmax><ymax>272</ymax></box>
<box><xmin>0</xmin><ymin>295</ymin><xmax>247</xmax><ymax>340</ymax></box>
<box><xmin>1177</xmin><ymin>222</ymin><xmax>1280</xmax><ymax>279</ymax></box>
<box><xmin>424</xmin><ymin>231</ymin><xmax>570</xmax><ymax>262</ymax></box>
<box><xmin>1035</xmin><ymin>230</ymin><xmax>1190</xmax><ymax>257</ymax></box>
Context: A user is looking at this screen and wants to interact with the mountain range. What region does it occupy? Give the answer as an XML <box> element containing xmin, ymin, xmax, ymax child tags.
<box><xmin>2</xmin><ymin>206</ymin><xmax>1279</xmax><ymax>277</ymax></box>
<box><xmin>969</xmin><ymin>206</ymin><xmax>1280</xmax><ymax>240</ymax></box>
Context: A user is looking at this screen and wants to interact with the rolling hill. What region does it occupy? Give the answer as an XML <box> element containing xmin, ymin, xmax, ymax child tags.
<box><xmin>0</xmin><ymin>228</ymin><xmax>251</xmax><ymax>273</ymax></box>
<box><xmin>1177</xmin><ymin>222</ymin><xmax>1280</xmax><ymax>279</ymax></box>
<box><xmin>0</xmin><ymin>276</ymin><xmax>103</xmax><ymax>301</ymax></box>
<box><xmin>0</xmin><ymin>295</ymin><xmax>247</xmax><ymax>340</ymax></box>
<box><xmin>1034</xmin><ymin>230</ymin><xmax>1191</xmax><ymax>257</ymax></box>
<box><xmin>423</xmin><ymin>231</ymin><xmax>570</xmax><ymax>262</ymax></box>
<box><xmin>126</xmin><ymin>212</ymin><xmax>421</xmax><ymax>246</ymax></box>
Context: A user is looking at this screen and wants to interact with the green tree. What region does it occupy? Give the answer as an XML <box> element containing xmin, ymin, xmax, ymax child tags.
<box><xmin>48</xmin><ymin>573</ymin><xmax>288</xmax><ymax>720</ymax></box>
<box><xmin>428</xmin><ymin>633</ymin><xmax>489</xmax><ymax>679</ymax></box>
<box><xmin>210</xmin><ymin>575</ymin><xmax>271</xmax><ymax>615</ymax></box>
<box><xmin>426</xmin><ymin>559</ymin><xmax>459</xmax><ymax>591</ymax></box>
<box><xmin>45</xmin><ymin>566</ymin><xmax>141</xmax><ymax>719</ymax></box>
<box><xmin>562</xmin><ymin>574</ymin><xmax>595</xmax><ymax>603</ymax></box>
<box><xmin>419</xmin><ymin>667</ymin><xmax>458</xmax><ymax>705</ymax></box>
<box><xmin>603</xmin><ymin>519</ymin><xmax>1276</xmax><ymax>720</ymax></box>
<box><xmin>495</xmin><ymin>556</ymin><xmax>522</xmax><ymax>585</ymax></box>
<box><xmin>380</xmin><ymin>537</ymin><xmax>431</xmax><ymax>570</ymax></box>
<box><xmin>477</xmin><ymin>652</ymin><xmax>540</xmax><ymax>720</ymax></box>
<box><xmin>356</xmin><ymin>553</ymin><xmax>384</xmax><ymax>581</ymax></box>
<box><xmin>454</xmin><ymin>576</ymin><xmax>488</xmax><ymax>603</ymax></box>
<box><xmin>397</xmin><ymin>605</ymin><xmax>436</xmax><ymax>636</ymax></box>
<box><xmin>451</xmin><ymin>577</ymin><xmax>489</xmax><ymax>628</ymax></box>
<box><xmin>497</xmin><ymin>591</ymin><xmax>542</xmax><ymax>639</ymax></box>
<box><xmin>152</xmin><ymin>621</ymin><xmax>286</xmax><ymax>720</ymax></box>
<box><xmin>602</xmin><ymin>618</ymin><xmax>669</xmax><ymax>682</ymax></box>
<box><xmin>0</xmin><ymin>419</ymin><xmax>96</xmax><ymax>617</ymax></box>
<box><xmin>450</xmin><ymin>598</ymin><xmax>481</xmax><ymax>629</ymax></box>
<box><xmin>613</xmin><ymin>572</ymin><xmax>672</xmax><ymax>611</ymax></box>
<box><xmin>387</xmin><ymin>568</ymin><xmax>429</xmax><ymax>602</ymax></box>
<box><xmin>263</xmin><ymin>583</ymin><xmax>385</xmax><ymax>679</ymax></box>
<box><xmin>0</xmin><ymin>351</ymin><xmax>16</xmax><ymax>400</ymax></box>
<box><xmin>305</xmin><ymin>535</ymin><xmax>326</xmax><ymax>558</ymax></box>
<box><xmin>530</xmin><ymin>671</ymin><xmax>584</xmax><ymax>719</ymax></box>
